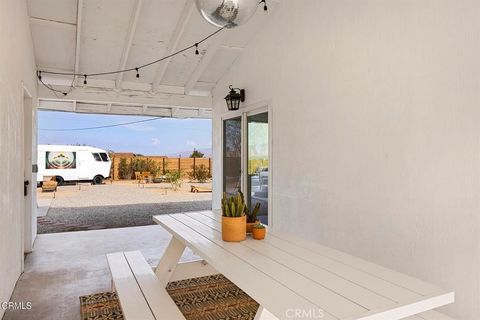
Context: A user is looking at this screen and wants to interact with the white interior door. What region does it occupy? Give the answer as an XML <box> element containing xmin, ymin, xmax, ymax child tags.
<box><xmin>22</xmin><ymin>85</ymin><xmax>34</xmax><ymax>259</ymax></box>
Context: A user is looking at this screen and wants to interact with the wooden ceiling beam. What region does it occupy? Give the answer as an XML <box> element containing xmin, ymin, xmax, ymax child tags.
<box><xmin>151</xmin><ymin>0</ymin><xmax>195</xmax><ymax>93</ymax></box>
<box><xmin>115</xmin><ymin>0</ymin><xmax>144</xmax><ymax>90</ymax></box>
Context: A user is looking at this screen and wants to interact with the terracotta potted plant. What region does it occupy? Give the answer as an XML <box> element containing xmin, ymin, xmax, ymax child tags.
<box><xmin>246</xmin><ymin>203</ymin><xmax>261</xmax><ymax>233</ymax></box>
<box><xmin>252</xmin><ymin>222</ymin><xmax>266</xmax><ymax>240</ymax></box>
<box><xmin>221</xmin><ymin>192</ymin><xmax>247</xmax><ymax>242</ymax></box>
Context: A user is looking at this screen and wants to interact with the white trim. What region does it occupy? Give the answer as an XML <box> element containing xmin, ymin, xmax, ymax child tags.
<box><xmin>37</xmin><ymin>85</ymin><xmax>213</xmax><ymax>109</ymax></box>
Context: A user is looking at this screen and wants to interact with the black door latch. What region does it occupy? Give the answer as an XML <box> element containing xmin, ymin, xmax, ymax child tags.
<box><xmin>24</xmin><ymin>180</ymin><xmax>29</xmax><ymax>196</ymax></box>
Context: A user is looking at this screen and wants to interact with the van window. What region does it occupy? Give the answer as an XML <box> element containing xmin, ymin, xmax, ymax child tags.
<box><xmin>92</xmin><ymin>153</ymin><xmax>102</xmax><ymax>161</ymax></box>
<box><xmin>100</xmin><ymin>153</ymin><xmax>109</xmax><ymax>162</ymax></box>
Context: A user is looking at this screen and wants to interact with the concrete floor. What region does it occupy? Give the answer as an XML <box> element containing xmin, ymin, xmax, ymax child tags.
<box><xmin>4</xmin><ymin>225</ymin><xmax>198</xmax><ymax>320</ymax></box>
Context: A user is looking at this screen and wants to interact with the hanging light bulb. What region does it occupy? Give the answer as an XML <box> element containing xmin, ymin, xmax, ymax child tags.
<box><xmin>261</xmin><ymin>0</ymin><xmax>268</xmax><ymax>12</ymax></box>
<box><xmin>195</xmin><ymin>43</ymin><xmax>199</xmax><ymax>55</ymax></box>
<box><xmin>83</xmin><ymin>74</ymin><xmax>87</xmax><ymax>85</ymax></box>
<box><xmin>195</xmin><ymin>0</ymin><xmax>261</xmax><ymax>29</ymax></box>
<box><xmin>136</xmin><ymin>68</ymin><xmax>140</xmax><ymax>78</ymax></box>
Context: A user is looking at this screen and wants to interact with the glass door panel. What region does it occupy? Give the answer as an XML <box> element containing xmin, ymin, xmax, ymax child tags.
<box><xmin>223</xmin><ymin>117</ymin><xmax>242</xmax><ymax>196</ymax></box>
<box><xmin>247</xmin><ymin>112</ymin><xmax>269</xmax><ymax>224</ymax></box>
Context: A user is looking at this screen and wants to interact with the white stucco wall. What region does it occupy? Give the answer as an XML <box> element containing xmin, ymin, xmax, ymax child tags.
<box><xmin>212</xmin><ymin>1</ymin><xmax>480</xmax><ymax>318</ymax></box>
<box><xmin>0</xmin><ymin>0</ymin><xmax>38</xmax><ymax>317</ymax></box>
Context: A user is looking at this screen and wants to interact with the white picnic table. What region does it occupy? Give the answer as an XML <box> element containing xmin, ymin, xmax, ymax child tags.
<box><xmin>153</xmin><ymin>211</ymin><xmax>454</xmax><ymax>320</ymax></box>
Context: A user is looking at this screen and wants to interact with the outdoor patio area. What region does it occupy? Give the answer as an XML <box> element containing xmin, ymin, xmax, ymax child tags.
<box><xmin>2</xmin><ymin>0</ymin><xmax>480</xmax><ymax>319</ymax></box>
<box><xmin>37</xmin><ymin>181</ymin><xmax>212</xmax><ymax>233</ymax></box>
<box><xmin>3</xmin><ymin>225</ymin><xmax>198</xmax><ymax>320</ymax></box>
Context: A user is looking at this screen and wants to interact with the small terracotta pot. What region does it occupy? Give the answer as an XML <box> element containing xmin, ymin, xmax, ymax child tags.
<box><xmin>246</xmin><ymin>220</ymin><xmax>260</xmax><ymax>233</ymax></box>
<box><xmin>222</xmin><ymin>215</ymin><xmax>246</xmax><ymax>242</ymax></box>
<box><xmin>252</xmin><ymin>227</ymin><xmax>266</xmax><ymax>240</ymax></box>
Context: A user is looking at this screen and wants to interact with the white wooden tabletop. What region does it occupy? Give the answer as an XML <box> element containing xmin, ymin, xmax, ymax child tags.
<box><xmin>153</xmin><ymin>211</ymin><xmax>454</xmax><ymax>320</ymax></box>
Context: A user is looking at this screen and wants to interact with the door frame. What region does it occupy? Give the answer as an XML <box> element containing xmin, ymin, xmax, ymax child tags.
<box><xmin>21</xmin><ymin>82</ymin><xmax>34</xmax><ymax>269</ymax></box>
<box><xmin>220</xmin><ymin>100</ymin><xmax>273</xmax><ymax>226</ymax></box>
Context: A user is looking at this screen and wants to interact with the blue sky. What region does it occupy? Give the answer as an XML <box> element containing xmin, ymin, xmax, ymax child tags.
<box><xmin>38</xmin><ymin>111</ymin><xmax>212</xmax><ymax>156</ymax></box>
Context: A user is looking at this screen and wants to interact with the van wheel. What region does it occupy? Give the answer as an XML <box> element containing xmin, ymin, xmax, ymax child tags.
<box><xmin>55</xmin><ymin>176</ymin><xmax>64</xmax><ymax>186</ymax></box>
<box><xmin>93</xmin><ymin>175</ymin><xmax>104</xmax><ymax>185</ymax></box>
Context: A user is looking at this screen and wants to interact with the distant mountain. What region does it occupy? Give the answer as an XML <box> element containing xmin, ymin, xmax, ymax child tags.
<box><xmin>167</xmin><ymin>148</ymin><xmax>212</xmax><ymax>158</ymax></box>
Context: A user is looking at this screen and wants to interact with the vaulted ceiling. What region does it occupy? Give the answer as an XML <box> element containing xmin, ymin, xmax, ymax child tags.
<box><xmin>28</xmin><ymin>0</ymin><xmax>276</xmax><ymax>118</ymax></box>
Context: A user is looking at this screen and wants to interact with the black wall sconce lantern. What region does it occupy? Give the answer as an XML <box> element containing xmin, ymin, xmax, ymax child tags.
<box><xmin>225</xmin><ymin>85</ymin><xmax>245</xmax><ymax>111</ymax></box>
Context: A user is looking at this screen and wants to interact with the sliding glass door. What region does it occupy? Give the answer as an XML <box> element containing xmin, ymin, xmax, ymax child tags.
<box><xmin>222</xmin><ymin>109</ymin><xmax>270</xmax><ymax>224</ymax></box>
<box><xmin>223</xmin><ymin>117</ymin><xmax>242</xmax><ymax>196</ymax></box>
<box><xmin>247</xmin><ymin>112</ymin><xmax>269</xmax><ymax>224</ymax></box>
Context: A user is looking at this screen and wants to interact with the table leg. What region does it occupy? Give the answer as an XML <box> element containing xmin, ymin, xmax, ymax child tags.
<box><xmin>155</xmin><ymin>236</ymin><xmax>186</xmax><ymax>286</ymax></box>
<box><xmin>254</xmin><ymin>307</ymin><xmax>279</xmax><ymax>320</ymax></box>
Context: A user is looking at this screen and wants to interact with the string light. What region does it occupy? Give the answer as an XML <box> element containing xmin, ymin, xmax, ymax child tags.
<box><xmin>38</xmin><ymin>28</ymin><xmax>225</xmax><ymax>95</ymax></box>
<box><xmin>261</xmin><ymin>0</ymin><xmax>268</xmax><ymax>11</ymax></box>
<box><xmin>37</xmin><ymin>1</ymin><xmax>267</xmax><ymax>96</ymax></box>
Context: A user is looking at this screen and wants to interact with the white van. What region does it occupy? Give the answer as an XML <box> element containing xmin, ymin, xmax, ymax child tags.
<box><xmin>37</xmin><ymin>145</ymin><xmax>111</xmax><ymax>185</ymax></box>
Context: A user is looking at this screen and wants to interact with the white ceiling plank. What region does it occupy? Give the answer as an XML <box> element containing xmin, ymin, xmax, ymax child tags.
<box><xmin>74</xmin><ymin>0</ymin><xmax>83</xmax><ymax>75</ymax></box>
<box><xmin>219</xmin><ymin>44</ymin><xmax>244</xmax><ymax>51</ymax></box>
<box><xmin>37</xmin><ymin>66</ymin><xmax>75</xmax><ymax>74</ymax></box>
<box><xmin>29</xmin><ymin>16</ymin><xmax>76</xmax><ymax>30</ymax></box>
<box><xmin>184</xmin><ymin>31</ymin><xmax>227</xmax><ymax>94</ymax></box>
<box><xmin>151</xmin><ymin>0</ymin><xmax>195</xmax><ymax>93</ymax></box>
<box><xmin>115</xmin><ymin>0</ymin><xmax>144</xmax><ymax>90</ymax></box>
<box><xmin>38</xmin><ymin>85</ymin><xmax>213</xmax><ymax>109</ymax></box>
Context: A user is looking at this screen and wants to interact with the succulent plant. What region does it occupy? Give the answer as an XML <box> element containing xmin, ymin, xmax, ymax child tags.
<box><xmin>246</xmin><ymin>203</ymin><xmax>261</xmax><ymax>223</ymax></box>
<box><xmin>221</xmin><ymin>191</ymin><xmax>246</xmax><ymax>217</ymax></box>
<box><xmin>253</xmin><ymin>222</ymin><xmax>265</xmax><ymax>229</ymax></box>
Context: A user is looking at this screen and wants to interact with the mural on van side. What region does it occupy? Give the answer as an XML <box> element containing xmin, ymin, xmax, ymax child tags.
<box><xmin>46</xmin><ymin>151</ymin><xmax>76</xmax><ymax>169</ymax></box>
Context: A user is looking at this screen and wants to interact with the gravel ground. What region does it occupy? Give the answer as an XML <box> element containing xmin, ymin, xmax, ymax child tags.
<box><xmin>38</xmin><ymin>181</ymin><xmax>212</xmax><ymax>234</ymax></box>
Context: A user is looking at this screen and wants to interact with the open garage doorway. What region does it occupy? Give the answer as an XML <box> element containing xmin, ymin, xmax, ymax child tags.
<box><xmin>36</xmin><ymin>110</ymin><xmax>212</xmax><ymax>234</ymax></box>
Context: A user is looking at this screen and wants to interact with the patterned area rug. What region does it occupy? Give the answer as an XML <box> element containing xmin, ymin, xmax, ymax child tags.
<box><xmin>80</xmin><ymin>274</ymin><xmax>259</xmax><ymax>320</ymax></box>
<box><xmin>80</xmin><ymin>292</ymin><xmax>123</xmax><ymax>320</ymax></box>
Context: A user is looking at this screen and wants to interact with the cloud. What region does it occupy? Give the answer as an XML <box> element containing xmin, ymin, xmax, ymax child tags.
<box><xmin>186</xmin><ymin>140</ymin><xmax>197</xmax><ymax>147</ymax></box>
<box><xmin>151</xmin><ymin>138</ymin><xmax>161</xmax><ymax>145</ymax></box>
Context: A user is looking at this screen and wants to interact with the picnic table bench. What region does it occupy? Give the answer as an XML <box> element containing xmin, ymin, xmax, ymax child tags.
<box><xmin>190</xmin><ymin>185</ymin><xmax>212</xmax><ymax>193</ymax></box>
<box><xmin>107</xmin><ymin>210</ymin><xmax>455</xmax><ymax>320</ymax></box>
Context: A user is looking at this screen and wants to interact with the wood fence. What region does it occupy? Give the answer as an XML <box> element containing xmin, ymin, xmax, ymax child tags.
<box><xmin>111</xmin><ymin>154</ymin><xmax>211</xmax><ymax>180</ymax></box>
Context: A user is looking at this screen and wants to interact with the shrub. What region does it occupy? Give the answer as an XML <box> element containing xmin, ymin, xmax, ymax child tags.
<box><xmin>118</xmin><ymin>158</ymin><xmax>131</xmax><ymax>179</ymax></box>
<box><xmin>195</xmin><ymin>164</ymin><xmax>210</xmax><ymax>183</ymax></box>
<box><xmin>130</xmin><ymin>158</ymin><xmax>162</xmax><ymax>177</ymax></box>
<box><xmin>166</xmin><ymin>170</ymin><xmax>182</xmax><ymax>191</ymax></box>
<box><xmin>188</xmin><ymin>164</ymin><xmax>211</xmax><ymax>183</ymax></box>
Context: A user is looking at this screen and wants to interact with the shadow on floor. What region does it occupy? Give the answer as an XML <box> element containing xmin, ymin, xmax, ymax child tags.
<box><xmin>38</xmin><ymin>200</ymin><xmax>212</xmax><ymax>234</ymax></box>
